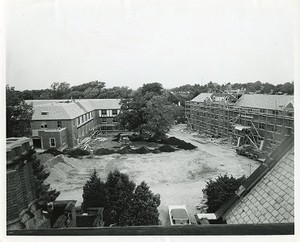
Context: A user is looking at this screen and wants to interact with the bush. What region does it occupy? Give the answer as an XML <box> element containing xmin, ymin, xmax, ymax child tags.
<box><xmin>203</xmin><ymin>174</ymin><xmax>246</xmax><ymax>213</ymax></box>
<box><xmin>67</xmin><ymin>148</ymin><xmax>90</xmax><ymax>158</ymax></box>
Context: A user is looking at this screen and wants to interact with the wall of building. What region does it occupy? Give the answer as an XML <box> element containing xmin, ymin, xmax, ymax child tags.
<box><xmin>185</xmin><ymin>101</ymin><xmax>294</xmax><ymax>151</ymax></box>
<box><xmin>38</xmin><ymin>129</ymin><xmax>67</xmax><ymax>150</ymax></box>
<box><xmin>224</xmin><ymin>148</ymin><xmax>294</xmax><ymax>224</ymax></box>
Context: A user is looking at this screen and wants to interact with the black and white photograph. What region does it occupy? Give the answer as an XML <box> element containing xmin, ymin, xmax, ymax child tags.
<box><xmin>1</xmin><ymin>0</ymin><xmax>298</xmax><ymax>240</ymax></box>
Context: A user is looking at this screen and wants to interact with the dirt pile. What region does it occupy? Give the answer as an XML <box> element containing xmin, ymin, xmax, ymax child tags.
<box><xmin>158</xmin><ymin>145</ymin><xmax>176</xmax><ymax>153</ymax></box>
<box><xmin>161</xmin><ymin>136</ymin><xmax>197</xmax><ymax>150</ymax></box>
<box><xmin>94</xmin><ymin>148</ymin><xmax>115</xmax><ymax>156</ymax></box>
<box><xmin>117</xmin><ymin>145</ymin><xmax>136</xmax><ymax>154</ymax></box>
<box><xmin>43</xmin><ymin>148</ymin><xmax>63</xmax><ymax>156</ymax></box>
<box><xmin>134</xmin><ymin>146</ymin><xmax>151</xmax><ymax>154</ymax></box>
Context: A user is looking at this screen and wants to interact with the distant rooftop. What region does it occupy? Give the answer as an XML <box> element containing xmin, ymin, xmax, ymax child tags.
<box><xmin>235</xmin><ymin>94</ymin><xmax>293</xmax><ymax>110</ymax></box>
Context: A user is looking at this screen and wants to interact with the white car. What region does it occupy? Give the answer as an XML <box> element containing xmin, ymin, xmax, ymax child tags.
<box><xmin>168</xmin><ymin>205</ymin><xmax>191</xmax><ymax>225</ymax></box>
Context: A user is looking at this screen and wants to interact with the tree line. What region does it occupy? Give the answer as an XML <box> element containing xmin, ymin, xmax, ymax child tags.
<box><xmin>171</xmin><ymin>81</ymin><xmax>294</xmax><ymax>100</ymax></box>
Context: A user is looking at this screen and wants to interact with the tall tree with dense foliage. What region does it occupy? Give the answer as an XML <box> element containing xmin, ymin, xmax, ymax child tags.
<box><xmin>82</xmin><ymin>170</ymin><xmax>107</xmax><ymax>211</ymax></box>
<box><xmin>81</xmin><ymin>170</ymin><xmax>161</xmax><ymax>226</ymax></box>
<box><xmin>203</xmin><ymin>174</ymin><xmax>246</xmax><ymax>213</ymax></box>
<box><xmin>6</xmin><ymin>85</ymin><xmax>33</xmax><ymax>137</ymax></box>
<box><xmin>104</xmin><ymin>170</ymin><xmax>136</xmax><ymax>226</ymax></box>
<box><xmin>118</xmin><ymin>82</ymin><xmax>175</xmax><ymax>139</ymax></box>
<box><xmin>119</xmin><ymin>181</ymin><xmax>161</xmax><ymax>226</ymax></box>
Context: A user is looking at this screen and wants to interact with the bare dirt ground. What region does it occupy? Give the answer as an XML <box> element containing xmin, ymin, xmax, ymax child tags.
<box><xmin>44</xmin><ymin>124</ymin><xmax>260</xmax><ymax>225</ymax></box>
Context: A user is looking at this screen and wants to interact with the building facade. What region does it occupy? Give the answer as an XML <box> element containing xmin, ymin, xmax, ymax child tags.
<box><xmin>27</xmin><ymin>99</ymin><xmax>123</xmax><ymax>150</ymax></box>
<box><xmin>6</xmin><ymin>137</ymin><xmax>49</xmax><ymax>230</ymax></box>
<box><xmin>185</xmin><ymin>93</ymin><xmax>294</xmax><ymax>151</ymax></box>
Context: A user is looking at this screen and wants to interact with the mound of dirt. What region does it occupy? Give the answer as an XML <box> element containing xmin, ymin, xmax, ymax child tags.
<box><xmin>94</xmin><ymin>148</ymin><xmax>115</xmax><ymax>156</ymax></box>
<box><xmin>134</xmin><ymin>146</ymin><xmax>151</xmax><ymax>154</ymax></box>
<box><xmin>117</xmin><ymin>145</ymin><xmax>136</xmax><ymax>154</ymax></box>
<box><xmin>160</xmin><ymin>136</ymin><xmax>183</xmax><ymax>146</ymax></box>
<box><xmin>152</xmin><ymin>149</ymin><xmax>162</xmax><ymax>154</ymax></box>
<box><xmin>158</xmin><ymin>145</ymin><xmax>176</xmax><ymax>153</ymax></box>
<box><xmin>43</xmin><ymin>148</ymin><xmax>63</xmax><ymax>156</ymax></box>
<box><xmin>128</xmin><ymin>134</ymin><xmax>144</xmax><ymax>142</ymax></box>
<box><xmin>177</xmin><ymin>142</ymin><xmax>197</xmax><ymax>150</ymax></box>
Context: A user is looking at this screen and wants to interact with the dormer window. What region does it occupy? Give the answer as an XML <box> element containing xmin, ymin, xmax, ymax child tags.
<box><xmin>41</xmin><ymin>111</ymin><xmax>49</xmax><ymax>115</ymax></box>
<box><xmin>101</xmin><ymin>110</ymin><xmax>107</xmax><ymax>116</ymax></box>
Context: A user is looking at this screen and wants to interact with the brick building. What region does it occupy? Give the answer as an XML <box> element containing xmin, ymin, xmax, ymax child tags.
<box><xmin>6</xmin><ymin>137</ymin><xmax>49</xmax><ymax>230</ymax></box>
<box><xmin>27</xmin><ymin>99</ymin><xmax>122</xmax><ymax>150</ymax></box>
<box><xmin>185</xmin><ymin>93</ymin><xmax>294</xmax><ymax>151</ymax></box>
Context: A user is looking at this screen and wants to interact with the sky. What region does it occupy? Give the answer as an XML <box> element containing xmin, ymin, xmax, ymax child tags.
<box><xmin>4</xmin><ymin>0</ymin><xmax>297</xmax><ymax>91</ymax></box>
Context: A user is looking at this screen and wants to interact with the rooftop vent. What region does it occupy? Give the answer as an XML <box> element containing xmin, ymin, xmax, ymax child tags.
<box><xmin>41</xmin><ymin>111</ymin><xmax>49</xmax><ymax>115</ymax></box>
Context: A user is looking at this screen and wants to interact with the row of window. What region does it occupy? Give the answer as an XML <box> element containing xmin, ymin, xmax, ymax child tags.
<box><xmin>101</xmin><ymin>109</ymin><xmax>118</xmax><ymax>116</ymax></box>
<box><xmin>41</xmin><ymin>121</ymin><xmax>63</xmax><ymax>129</ymax></box>
<box><xmin>77</xmin><ymin>112</ymin><xmax>93</xmax><ymax>125</ymax></box>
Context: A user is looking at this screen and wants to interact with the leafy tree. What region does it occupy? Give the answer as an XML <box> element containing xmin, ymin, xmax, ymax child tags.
<box><xmin>6</xmin><ymin>85</ymin><xmax>33</xmax><ymax>137</ymax></box>
<box><xmin>82</xmin><ymin>170</ymin><xmax>107</xmax><ymax>211</ymax></box>
<box><xmin>119</xmin><ymin>181</ymin><xmax>161</xmax><ymax>226</ymax></box>
<box><xmin>81</xmin><ymin>170</ymin><xmax>161</xmax><ymax>226</ymax></box>
<box><xmin>118</xmin><ymin>83</ymin><xmax>174</xmax><ymax>139</ymax></box>
<box><xmin>203</xmin><ymin>174</ymin><xmax>246</xmax><ymax>213</ymax></box>
<box><xmin>50</xmin><ymin>82</ymin><xmax>71</xmax><ymax>99</ymax></box>
<box><xmin>104</xmin><ymin>170</ymin><xmax>136</xmax><ymax>226</ymax></box>
<box><xmin>143</xmin><ymin>96</ymin><xmax>174</xmax><ymax>139</ymax></box>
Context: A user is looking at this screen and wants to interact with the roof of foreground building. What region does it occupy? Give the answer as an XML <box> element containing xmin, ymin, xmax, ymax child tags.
<box><xmin>216</xmin><ymin>135</ymin><xmax>294</xmax><ymax>224</ymax></box>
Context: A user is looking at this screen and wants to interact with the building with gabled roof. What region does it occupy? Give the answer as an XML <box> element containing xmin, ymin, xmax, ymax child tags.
<box><xmin>29</xmin><ymin>99</ymin><xmax>123</xmax><ymax>150</ymax></box>
<box><xmin>235</xmin><ymin>94</ymin><xmax>294</xmax><ymax>110</ymax></box>
<box><xmin>185</xmin><ymin>93</ymin><xmax>294</xmax><ymax>151</ymax></box>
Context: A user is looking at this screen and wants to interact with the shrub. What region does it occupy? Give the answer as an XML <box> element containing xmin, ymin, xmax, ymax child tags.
<box><xmin>203</xmin><ymin>174</ymin><xmax>246</xmax><ymax>213</ymax></box>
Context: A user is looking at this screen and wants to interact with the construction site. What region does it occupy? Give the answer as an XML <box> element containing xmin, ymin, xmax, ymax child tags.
<box><xmin>185</xmin><ymin>93</ymin><xmax>294</xmax><ymax>155</ymax></box>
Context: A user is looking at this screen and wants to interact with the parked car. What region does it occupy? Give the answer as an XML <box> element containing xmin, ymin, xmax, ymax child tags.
<box><xmin>168</xmin><ymin>205</ymin><xmax>191</xmax><ymax>225</ymax></box>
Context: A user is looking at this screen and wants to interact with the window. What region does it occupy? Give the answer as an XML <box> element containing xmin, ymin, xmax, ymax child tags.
<box><xmin>50</xmin><ymin>138</ymin><xmax>56</xmax><ymax>147</ymax></box>
<box><xmin>41</xmin><ymin>111</ymin><xmax>48</xmax><ymax>115</ymax></box>
<box><xmin>113</xmin><ymin>117</ymin><xmax>118</xmax><ymax>123</ymax></box>
<box><xmin>41</xmin><ymin>123</ymin><xmax>48</xmax><ymax>128</ymax></box>
<box><xmin>88</xmin><ymin>112</ymin><xmax>90</xmax><ymax>119</ymax></box>
<box><xmin>57</xmin><ymin>120</ymin><xmax>62</xmax><ymax>128</ymax></box>
<box><xmin>81</xmin><ymin>116</ymin><xmax>84</xmax><ymax>123</ymax></box>
<box><xmin>112</xmin><ymin>109</ymin><xmax>118</xmax><ymax>115</ymax></box>
<box><xmin>91</xmin><ymin>112</ymin><xmax>93</xmax><ymax>117</ymax></box>
<box><xmin>101</xmin><ymin>110</ymin><xmax>107</xmax><ymax>116</ymax></box>
<box><xmin>77</xmin><ymin>117</ymin><xmax>80</xmax><ymax>125</ymax></box>
<box><xmin>102</xmin><ymin>118</ymin><xmax>107</xmax><ymax>123</ymax></box>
